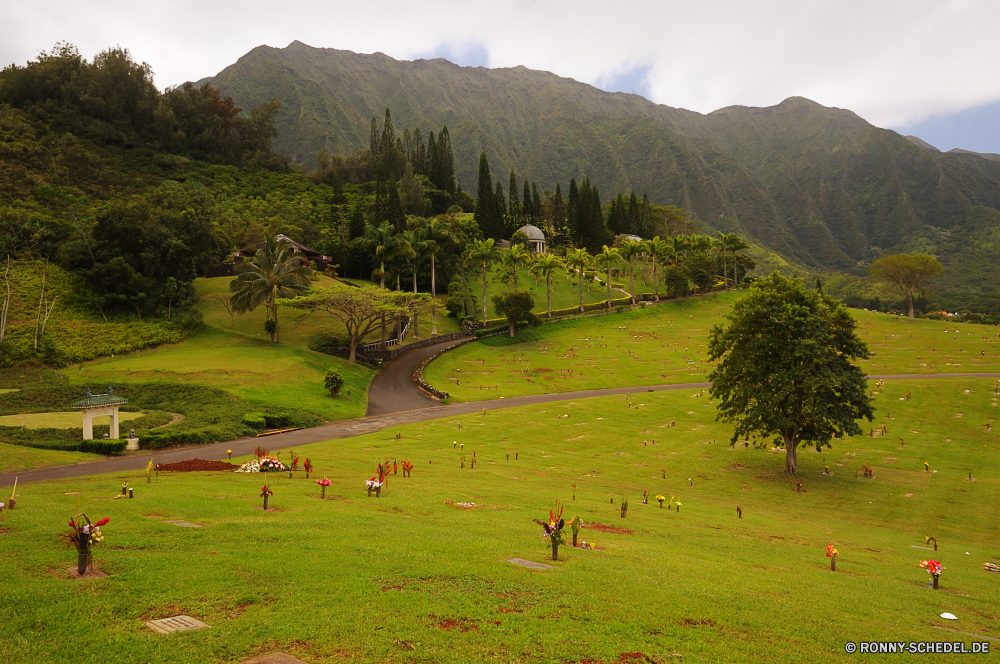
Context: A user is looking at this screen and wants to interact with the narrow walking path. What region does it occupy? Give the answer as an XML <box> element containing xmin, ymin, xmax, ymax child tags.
<box><xmin>2</xmin><ymin>372</ymin><xmax>996</xmax><ymax>486</ymax></box>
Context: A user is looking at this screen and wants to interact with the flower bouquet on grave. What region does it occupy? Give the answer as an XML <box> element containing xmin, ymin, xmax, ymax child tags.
<box><xmin>291</xmin><ymin>456</ymin><xmax>300</xmax><ymax>472</ymax></box>
<box><xmin>62</xmin><ymin>514</ymin><xmax>109</xmax><ymax>574</ymax></box>
<box><xmin>536</xmin><ymin>501</ymin><xmax>565</xmax><ymax>560</ymax></box>
<box><xmin>365</xmin><ymin>477</ymin><xmax>382</xmax><ymax>497</ymax></box>
<box><xmin>316</xmin><ymin>477</ymin><xmax>331</xmax><ymax>499</ymax></box>
<box><xmin>303</xmin><ymin>458</ymin><xmax>313</xmax><ymax>478</ymax></box>
<box><xmin>656</xmin><ymin>495</ymin><xmax>666</xmax><ymax>508</ymax></box>
<box><xmin>260</xmin><ymin>484</ymin><xmax>273</xmax><ymax>510</ymax></box>
<box><xmin>826</xmin><ymin>543</ymin><xmax>839</xmax><ymax>571</ymax></box>
<box><xmin>920</xmin><ymin>559</ymin><xmax>944</xmax><ymax>589</ymax></box>
<box><xmin>401</xmin><ymin>461</ymin><xmax>413</xmax><ymax>478</ymax></box>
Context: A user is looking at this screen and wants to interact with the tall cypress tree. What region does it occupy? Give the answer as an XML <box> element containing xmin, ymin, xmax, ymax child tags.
<box><xmin>387</xmin><ymin>178</ymin><xmax>405</xmax><ymax>232</ymax></box>
<box><xmin>508</xmin><ymin>169</ymin><xmax>520</xmax><ymax>217</ymax></box>
<box><xmin>374</xmin><ymin>161</ymin><xmax>387</xmax><ymax>224</ymax></box>
<box><xmin>640</xmin><ymin>192</ymin><xmax>652</xmax><ymax>238</ymax></box>
<box><xmin>567</xmin><ymin>177</ymin><xmax>580</xmax><ymax>247</ymax></box>
<box><xmin>532</xmin><ymin>182</ymin><xmax>542</xmax><ymax>222</ymax></box>
<box><xmin>412</xmin><ymin>128</ymin><xmax>425</xmax><ymax>175</ymax></box>
<box><xmin>474</xmin><ymin>151</ymin><xmax>499</xmax><ymax>239</ymax></box>
<box><xmin>494</xmin><ymin>179</ymin><xmax>507</xmax><ymax>233</ymax></box>
<box><xmin>627</xmin><ymin>190</ymin><xmax>639</xmax><ymax>236</ymax></box>
<box><xmin>426</xmin><ymin>131</ymin><xmax>438</xmax><ymax>186</ymax></box>
<box><xmin>438</xmin><ymin>126</ymin><xmax>456</xmax><ymax>193</ymax></box>
<box><xmin>369</xmin><ymin>116</ymin><xmax>380</xmax><ymax>156</ymax></box>
<box><xmin>522</xmin><ymin>180</ymin><xmax>533</xmax><ymax>223</ymax></box>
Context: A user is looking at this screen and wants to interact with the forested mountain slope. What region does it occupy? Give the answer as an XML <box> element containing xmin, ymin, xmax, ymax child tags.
<box><xmin>203</xmin><ymin>41</ymin><xmax>1000</xmax><ymax>305</ymax></box>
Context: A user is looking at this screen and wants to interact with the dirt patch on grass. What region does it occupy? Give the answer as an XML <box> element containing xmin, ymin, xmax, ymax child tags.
<box><xmin>430</xmin><ymin>614</ymin><xmax>478</xmax><ymax>632</ymax></box>
<box><xmin>682</xmin><ymin>618</ymin><xmax>716</xmax><ymax>627</ymax></box>
<box><xmin>586</xmin><ymin>522</ymin><xmax>633</xmax><ymax>534</ymax></box>
<box><xmin>157</xmin><ymin>458</ymin><xmax>235</xmax><ymax>472</ymax></box>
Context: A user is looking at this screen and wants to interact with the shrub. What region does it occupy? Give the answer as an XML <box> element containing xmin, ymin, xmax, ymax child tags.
<box><xmin>324</xmin><ymin>369</ymin><xmax>345</xmax><ymax>396</ymax></box>
<box><xmin>80</xmin><ymin>439</ymin><xmax>127</xmax><ymax>455</ymax></box>
<box><xmin>263</xmin><ymin>412</ymin><xmax>289</xmax><ymax>428</ymax></box>
<box><xmin>242</xmin><ymin>412</ymin><xmax>267</xmax><ymax>429</ymax></box>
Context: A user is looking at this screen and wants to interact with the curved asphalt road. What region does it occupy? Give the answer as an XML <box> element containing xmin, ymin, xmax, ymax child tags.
<box><xmin>3</xmin><ymin>365</ymin><xmax>998</xmax><ymax>486</ymax></box>
<box><xmin>365</xmin><ymin>337</ymin><xmax>470</xmax><ymax>416</ymax></box>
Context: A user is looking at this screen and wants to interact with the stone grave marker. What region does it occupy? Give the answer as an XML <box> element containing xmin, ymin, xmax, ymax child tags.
<box><xmin>505</xmin><ymin>557</ymin><xmax>554</xmax><ymax>570</ymax></box>
<box><xmin>147</xmin><ymin>615</ymin><xmax>209</xmax><ymax>634</ymax></box>
<box><xmin>240</xmin><ymin>654</ymin><xmax>310</xmax><ymax>664</ymax></box>
<box><xmin>164</xmin><ymin>519</ymin><xmax>201</xmax><ymax>528</ymax></box>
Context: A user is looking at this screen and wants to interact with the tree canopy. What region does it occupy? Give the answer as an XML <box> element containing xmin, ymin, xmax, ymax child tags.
<box><xmin>707</xmin><ymin>273</ymin><xmax>875</xmax><ymax>474</ymax></box>
<box><xmin>869</xmin><ymin>254</ymin><xmax>944</xmax><ymax>321</ymax></box>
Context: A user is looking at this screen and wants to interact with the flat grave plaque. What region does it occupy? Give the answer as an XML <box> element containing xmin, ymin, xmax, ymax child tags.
<box><xmin>165</xmin><ymin>520</ymin><xmax>201</xmax><ymax>528</ymax></box>
<box><xmin>240</xmin><ymin>653</ymin><xmax>310</xmax><ymax>664</ymax></box>
<box><xmin>505</xmin><ymin>557</ymin><xmax>554</xmax><ymax>570</ymax></box>
<box><xmin>147</xmin><ymin>615</ymin><xmax>209</xmax><ymax>634</ymax></box>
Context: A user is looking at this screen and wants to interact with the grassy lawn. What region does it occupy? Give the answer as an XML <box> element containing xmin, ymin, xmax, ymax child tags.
<box><xmin>1</xmin><ymin>376</ymin><xmax>997</xmax><ymax>662</ymax></box>
<box><xmin>0</xmin><ymin>411</ymin><xmax>145</xmax><ymax>429</ymax></box>
<box><xmin>426</xmin><ymin>292</ymin><xmax>1000</xmax><ymax>403</ymax></box>
<box><xmin>467</xmin><ymin>266</ymin><xmax>622</xmax><ymax>320</ymax></box>
<box><xmin>0</xmin><ymin>441</ymin><xmax>100</xmax><ymax>473</ymax></box>
<box><xmin>63</xmin><ymin>327</ymin><xmax>370</xmax><ymax>423</ymax></box>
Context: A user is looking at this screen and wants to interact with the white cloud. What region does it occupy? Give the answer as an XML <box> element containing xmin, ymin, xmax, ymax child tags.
<box><xmin>2</xmin><ymin>0</ymin><xmax>998</xmax><ymax>129</ymax></box>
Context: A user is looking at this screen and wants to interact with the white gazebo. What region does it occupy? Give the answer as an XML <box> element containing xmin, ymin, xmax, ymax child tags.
<box><xmin>516</xmin><ymin>224</ymin><xmax>547</xmax><ymax>254</ymax></box>
<box><xmin>71</xmin><ymin>387</ymin><xmax>128</xmax><ymax>440</ymax></box>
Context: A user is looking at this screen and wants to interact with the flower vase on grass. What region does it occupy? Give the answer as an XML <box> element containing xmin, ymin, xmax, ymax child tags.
<box><xmin>656</xmin><ymin>495</ymin><xmax>666</xmax><ymax>508</ymax></box>
<box><xmin>538</xmin><ymin>501</ymin><xmax>565</xmax><ymax>560</ymax></box>
<box><xmin>920</xmin><ymin>559</ymin><xmax>943</xmax><ymax>589</ymax></box>
<box><xmin>260</xmin><ymin>485</ymin><xmax>273</xmax><ymax>510</ymax></box>
<box><xmin>304</xmin><ymin>458</ymin><xmax>313</xmax><ymax>479</ymax></box>
<box><xmin>569</xmin><ymin>515</ymin><xmax>583</xmax><ymax>546</ymax></box>
<box><xmin>827</xmin><ymin>543</ymin><xmax>839</xmax><ymax>571</ymax></box>
<box><xmin>316</xmin><ymin>477</ymin><xmax>331</xmax><ymax>499</ymax></box>
<box><xmin>62</xmin><ymin>514</ymin><xmax>109</xmax><ymax>575</ymax></box>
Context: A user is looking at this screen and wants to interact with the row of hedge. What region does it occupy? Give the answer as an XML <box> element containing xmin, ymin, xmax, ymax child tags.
<box><xmin>0</xmin><ymin>427</ymin><xmax>128</xmax><ymax>454</ymax></box>
<box><xmin>241</xmin><ymin>412</ymin><xmax>290</xmax><ymax>430</ymax></box>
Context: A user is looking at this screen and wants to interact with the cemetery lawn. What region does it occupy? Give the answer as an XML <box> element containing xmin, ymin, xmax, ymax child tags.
<box><xmin>61</xmin><ymin>325</ymin><xmax>372</xmax><ymax>423</ymax></box>
<box><xmin>2</xmin><ymin>377</ymin><xmax>997</xmax><ymax>663</ymax></box>
<box><xmin>0</xmin><ymin>441</ymin><xmax>100</xmax><ymax>473</ymax></box>
<box><xmin>425</xmin><ymin>292</ymin><xmax>1000</xmax><ymax>403</ymax></box>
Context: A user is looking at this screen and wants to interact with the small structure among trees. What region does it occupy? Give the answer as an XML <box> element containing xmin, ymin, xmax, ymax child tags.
<box><xmin>71</xmin><ymin>387</ymin><xmax>128</xmax><ymax>440</ymax></box>
<box><xmin>515</xmin><ymin>225</ymin><xmax>547</xmax><ymax>254</ymax></box>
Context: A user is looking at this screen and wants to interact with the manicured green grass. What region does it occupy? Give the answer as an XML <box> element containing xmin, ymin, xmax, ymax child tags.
<box><xmin>467</xmin><ymin>265</ymin><xmax>617</xmax><ymax>319</ymax></box>
<box><xmin>0</xmin><ymin>441</ymin><xmax>100</xmax><ymax>473</ymax></box>
<box><xmin>63</xmin><ymin>327</ymin><xmax>370</xmax><ymax>422</ymax></box>
<box><xmin>426</xmin><ymin>292</ymin><xmax>1000</xmax><ymax>403</ymax></box>
<box><xmin>0</xmin><ymin>411</ymin><xmax>145</xmax><ymax>429</ymax></box>
<box><xmin>2</xmin><ymin>377</ymin><xmax>996</xmax><ymax>662</ymax></box>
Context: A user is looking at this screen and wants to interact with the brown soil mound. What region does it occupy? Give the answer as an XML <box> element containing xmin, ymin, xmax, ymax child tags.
<box><xmin>585</xmin><ymin>522</ymin><xmax>633</xmax><ymax>535</ymax></box>
<box><xmin>157</xmin><ymin>458</ymin><xmax>235</xmax><ymax>472</ymax></box>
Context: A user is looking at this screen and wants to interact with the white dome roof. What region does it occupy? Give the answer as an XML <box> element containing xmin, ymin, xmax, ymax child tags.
<box><xmin>516</xmin><ymin>224</ymin><xmax>545</xmax><ymax>241</ymax></box>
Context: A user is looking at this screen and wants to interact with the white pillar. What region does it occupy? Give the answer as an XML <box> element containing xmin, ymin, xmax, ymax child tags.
<box><xmin>110</xmin><ymin>407</ymin><xmax>120</xmax><ymax>439</ymax></box>
<box><xmin>82</xmin><ymin>410</ymin><xmax>94</xmax><ymax>440</ymax></box>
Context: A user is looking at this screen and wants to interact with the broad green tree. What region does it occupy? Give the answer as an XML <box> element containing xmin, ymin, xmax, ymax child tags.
<box><xmin>283</xmin><ymin>286</ymin><xmax>427</xmax><ymax>364</ymax></box>
<box><xmin>620</xmin><ymin>239</ymin><xmax>644</xmax><ymax>304</ymax></box>
<box><xmin>529</xmin><ymin>253</ymin><xmax>565</xmax><ymax>318</ymax></box>
<box><xmin>564</xmin><ymin>248</ymin><xmax>592</xmax><ymax>313</ymax></box>
<box><xmin>418</xmin><ymin>217</ymin><xmax>458</xmax><ymax>335</ymax></box>
<box><xmin>594</xmin><ymin>246</ymin><xmax>621</xmax><ymax>312</ymax></box>
<box><xmin>350</xmin><ymin>221</ymin><xmax>397</xmax><ymax>289</ymax></box>
<box><xmin>463</xmin><ymin>238</ymin><xmax>500</xmax><ymax>325</ymax></box>
<box><xmin>869</xmin><ymin>253</ymin><xmax>944</xmax><ymax>321</ymax></box>
<box><xmin>707</xmin><ymin>273</ymin><xmax>874</xmax><ymax>474</ymax></box>
<box><xmin>490</xmin><ymin>289</ymin><xmax>537</xmax><ymax>337</ymax></box>
<box><xmin>229</xmin><ymin>235</ymin><xmax>312</xmax><ymax>343</ymax></box>
<box><xmin>643</xmin><ymin>236</ymin><xmax>670</xmax><ymax>301</ymax></box>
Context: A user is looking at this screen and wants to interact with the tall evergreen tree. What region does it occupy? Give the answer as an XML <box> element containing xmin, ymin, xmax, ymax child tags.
<box><xmin>437</xmin><ymin>126</ymin><xmax>456</xmax><ymax>193</ymax></box>
<box><xmin>567</xmin><ymin>177</ymin><xmax>580</xmax><ymax>247</ymax></box>
<box><xmin>412</xmin><ymin>128</ymin><xmax>425</xmax><ymax>175</ymax></box>
<box><xmin>523</xmin><ymin>180</ymin><xmax>533</xmax><ymax>222</ymax></box>
<box><xmin>494</xmin><ymin>179</ymin><xmax>508</xmax><ymax>231</ymax></box>
<box><xmin>426</xmin><ymin>131</ymin><xmax>438</xmax><ymax>184</ymax></box>
<box><xmin>475</xmin><ymin>151</ymin><xmax>500</xmax><ymax>239</ymax></box>
<box><xmin>551</xmin><ymin>182</ymin><xmax>569</xmax><ymax>248</ymax></box>
<box><xmin>627</xmin><ymin>191</ymin><xmax>640</xmax><ymax>236</ymax></box>
<box><xmin>508</xmin><ymin>169</ymin><xmax>520</xmax><ymax>217</ymax></box>
<box><xmin>532</xmin><ymin>182</ymin><xmax>542</xmax><ymax>222</ymax></box>
<box><xmin>373</xmin><ymin>161</ymin><xmax>388</xmax><ymax>224</ymax></box>
<box><xmin>387</xmin><ymin>178</ymin><xmax>405</xmax><ymax>232</ymax></box>
<box><xmin>369</xmin><ymin>116</ymin><xmax>380</xmax><ymax>156</ymax></box>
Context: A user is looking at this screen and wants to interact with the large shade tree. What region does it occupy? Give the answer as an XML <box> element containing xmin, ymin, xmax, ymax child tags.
<box><xmin>707</xmin><ymin>273</ymin><xmax>874</xmax><ymax>474</ymax></box>
<box><xmin>283</xmin><ymin>286</ymin><xmax>428</xmax><ymax>364</ymax></box>
<box><xmin>229</xmin><ymin>236</ymin><xmax>312</xmax><ymax>343</ymax></box>
<box><xmin>869</xmin><ymin>253</ymin><xmax>944</xmax><ymax>321</ymax></box>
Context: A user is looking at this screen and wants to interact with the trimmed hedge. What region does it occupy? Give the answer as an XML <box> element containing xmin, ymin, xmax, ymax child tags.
<box><xmin>264</xmin><ymin>412</ymin><xmax>289</xmax><ymax>428</ymax></box>
<box><xmin>139</xmin><ymin>427</ymin><xmax>225</xmax><ymax>449</ymax></box>
<box><xmin>242</xmin><ymin>413</ymin><xmax>267</xmax><ymax>430</ymax></box>
<box><xmin>79</xmin><ymin>439</ymin><xmax>127</xmax><ymax>455</ymax></box>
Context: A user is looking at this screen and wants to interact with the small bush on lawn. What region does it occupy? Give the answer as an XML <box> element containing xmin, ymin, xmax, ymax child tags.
<box><xmin>242</xmin><ymin>413</ymin><xmax>267</xmax><ymax>430</ymax></box>
<box><xmin>79</xmin><ymin>439</ymin><xmax>127</xmax><ymax>455</ymax></box>
<box><xmin>324</xmin><ymin>369</ymin><xmax>345</xmax><ymax>396</ymax></box>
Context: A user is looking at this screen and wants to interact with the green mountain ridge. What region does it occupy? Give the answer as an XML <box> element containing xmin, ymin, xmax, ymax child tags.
<box><xmin>200</xmin><ymin>41</ymin><xmax>1000</xmax><ymax>307</ymax></box>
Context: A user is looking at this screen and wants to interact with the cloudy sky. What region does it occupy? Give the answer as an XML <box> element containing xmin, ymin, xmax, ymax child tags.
<box><xmin>4</xmin><ymin>0</ymin><xmax>999</xmax><ymax>152</ymax></box>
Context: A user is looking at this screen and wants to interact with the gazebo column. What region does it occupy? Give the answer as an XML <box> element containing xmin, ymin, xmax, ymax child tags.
<box><xmin>109</xmin><ymin>406</ymin><xmax>120</xmax><ymax>439</ymax></box>
<box><xmin>82</xmin><ymin>410</ymin><xmax>94</xmax><ymax>440</ymax></box>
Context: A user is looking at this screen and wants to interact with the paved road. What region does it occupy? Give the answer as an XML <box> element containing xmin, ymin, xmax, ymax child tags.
<box><xmin>365</xmin><ymin>336</ymin><xmax>470</xmax><ymax>416</ymax></box>
<box><xmin>2</xmin><ymin>368</ymin><xmax>997</xmax><ymax>486</ymax></box>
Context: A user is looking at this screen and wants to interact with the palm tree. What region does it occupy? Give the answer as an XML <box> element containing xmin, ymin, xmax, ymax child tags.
<box><xmin>669</xmin><ymin>235</ymin><xmax>688</xmax><ymax>266</ymax></box>
<box><xmin>229</xmin><ymin>235</ymin><xmax>313</xmax><ymax>343</ymax></box>
<box><xmin>419</xmin><ymin>217</ymin><xmax>457</xmax><ymax>335</ymax></box>
<box><xmin>619</xmin><ymin>240</ymin><xmax>644</xmax><ymax>305</ymax></box>
<box><xmin>402</xmin><ymin>229</ymin><xmax>425</xmax><ymax>337</ymax></box>
<box><xmin>463</xmin><ymin>238</ymin><xmax>500</xmax><ymax>326</ymax></box>
<box><xmin>529</xmin><ymin>253</ymin><xmax>564</xmax><ymax>318</ymax></box>
<box><xmin>350</xmin><ymin>221</ymin><xmax>397</xmax><ymax>289</ymax></box>
<box><xmin>724</xmin><ymin>235</ymin><xmax>749</xmax><ymax>286</ymax></box>
<box><xmin>644</xmin><ymin>236</ymin><xmax>670</xmax><ymax>302</ymax></box>
<box><xmin>716</xmin><ymin>232</ymin><xmax>734</xmax><ymax>287</ymax></box>
<box><xmin>564</xmin><ymin>248</ymin><xmax>592</xmax><ymax>313</ymax></box>
<box><xmin>505</xmin><ymin>243</ymin><xmax>532</xmax><ymax>290</ymax></box>
<box><xmin>691</xmin><ymin>234</ymin><xmax>713</xmax><ymax>256</ymax></box>
<box><xmin>594</xmin><ymin>246</ymin><xmax>622</xmax><ymax>312</ymax></box>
